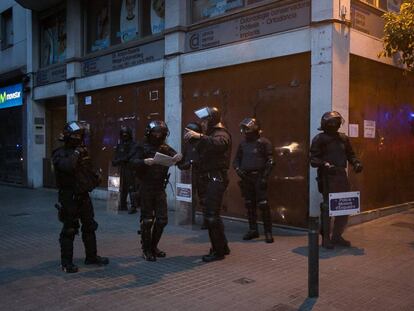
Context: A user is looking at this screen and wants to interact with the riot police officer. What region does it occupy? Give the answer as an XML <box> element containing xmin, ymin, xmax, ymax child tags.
<box><xmin>184</xmin><ymin>107</ymin><xmax>231</xmax><ymax>262</ymax></box>
<box><xmin>130</xmin><ymin>120</ymin><xmax>182</xmax><ymax>261</ymax></box>
<box><xmin>310</xmin><ymin>111</ymin><xmax>363</xmax><ymax>249</ymax></box>
<box><xmin>178</xmin><ymin>122</ymin><xmax>207</xmax><ymax>229</ymax></box>
<box><xmin>52</xmin><ymin>121</ymin><xmax>109</xmax><ymax>273</ymax></box>
<box><xmin>233</xmin><ymin>118</ymin><xmax>275</xmax><ymax>243</ymax></box>
<box><xmin>112</xmin><ymin>126</ymin><xmax>139</xmax><ymax>214</ymax></box>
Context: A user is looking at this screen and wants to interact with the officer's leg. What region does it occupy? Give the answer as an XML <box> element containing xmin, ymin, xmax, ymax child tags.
<box><xmin>256</xmin><ymin>180</ymin><xmax>273</xmax><ymax>243</ymax></box>
<box><xmin>320</xmin><ymin>202</ymin><xmax>334</xmax><ymax>249</ymax></box>
<box><xmin>202</xmin><ymin>179</ymin><xmax>228</xmax><ymax>262</ymax></box>
<box><xmin>152</xmin><ymin>191</ymin><xmax>168</xmax><ymax>257</ymax></box>
<box><xmin>128</xmin><ymin>181</ymin><xmax>138</xmax><ymax>214</ymax></box>
<box><xmin>79</xmin><ymin>194</ymin><xmax>109</xmax><ymax>265</ymax></box>
<box><xmin>240</xmin><ymin>179</ymin><xmax>259</xmax><ymax>240</ymax></box>
<box><xmin>332</xmin><ymin>216</ymin><xmax>351</xmax><ymax>247</ymax></box>
<box><xmin>119</xmin><ymin>174</ymin><xmax>128</xmax><ymax>210</ymax></box>
<box><xmin>197</xmin><ymin>177</ymin><xmax>208</xmax><ymax>229</ymax></box>
<box><xmin>58</xmin><ymin>192</ymin><xmax>79</xmax><ymax>273</ymax></box>
<box><xmin>140</xmin><ymin>193</ymin><xmax>156</xmax><ymax>261</ymax></box>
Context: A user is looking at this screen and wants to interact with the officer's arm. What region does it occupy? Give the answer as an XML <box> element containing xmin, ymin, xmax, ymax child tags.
<box><xmin>232</xmin><ymin>144</ymin><xmax>242</xmax><ymax>169</ymax></box>
<box><xmin>112</xmin><ymin>144</ymin><xmax>121</xmax><ymax>166</ymax></box>
<box><xmin>344</xmin><ymin>136</ymin><xmax>363</xmax><ymax>172</ymax></box>
<box><xmin>198</xmin><ymin>129</ymin><xmax>230</xmax><ymax>153</ymax></box>
<box><xmin>262</xmin><ymin>139</ymin><xmax>275</xmax><ymax>178</ymax></box>
<box><xmin>309</xmin><ymin>135</ymin><xmax>325</xmax><ymax>168</ymax></box>
<box><xmin>128</xmin><ymin>145</ymin><xmax>146</xmax><ymax>169</ymax></box>
<box><xmin>177</xmin><ymin>146</ymin><xmax>191</xmax><ymax>170</ymax></box>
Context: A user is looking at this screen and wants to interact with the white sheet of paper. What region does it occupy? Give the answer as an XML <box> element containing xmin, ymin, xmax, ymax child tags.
<box><xmin>349</xmin><ymin>124</ymin><xmax>359</xmax><ymax>138</ymax></box>
<box><xmin>153</xmin><ymin>152</ymin><xmax>175</xmax><ymax>167</ymax></box>
<box><xmin>364</xmin><ymin>120</ymin><xmax>376</xmax><ymax>138</ymax></box>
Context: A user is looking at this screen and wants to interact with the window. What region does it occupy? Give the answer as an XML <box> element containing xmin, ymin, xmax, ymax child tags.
<box><xmin>359</xmin><ymin>0</ymin><xmax>388</xmax><ymax>11</ymax></box>
<box><xmin>86</xmin><ymin>0</ymin><xmax>165</xmax><ymax>53</ymax></box>
<box><xmin>40</xmin><ymin>10</ymin><xmax>67</xmax><ymax>67</ymax></box>
<box><xmin>191</xmin><ymin>0</ymin><xmax>269</xmax><ymax>23</ymax></box>
<box><xmin>1</xmin><ymin>8</ymin><xmax>13</xmax><ymax>49</ymax></box>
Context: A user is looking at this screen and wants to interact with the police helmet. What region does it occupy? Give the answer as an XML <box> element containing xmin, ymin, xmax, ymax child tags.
<box><xmin>120</xmin><ymin>125</ymin><xmax>133</xmax><ymax>139</ymax></box>
<box><xmin>240</xmin><ymin>118</ymin><xmax>260</xmax><ymax>134</ymax></box>
<box><xmin>318</xmin><ymin>111</ymin><xmax>344</xmax><ymax>131</ymax></box>
<box><xmin>185</xmin><ymin>122</ymin><xmax>202</xmax><ymax>133</ymax></box>
<box><xmin>194</xmin><ymin>106</ymin><xmax>221</xmax><ymax>128</ymax></box>
<box><xmin>61</xmin><ymin>121</ymin><xmax>89</xmax><ymax>143</ymax></box>
<box><xmin>145</xmin><ymin>120</ymin><xmax>169</xmax><ymax>138</ymax></box>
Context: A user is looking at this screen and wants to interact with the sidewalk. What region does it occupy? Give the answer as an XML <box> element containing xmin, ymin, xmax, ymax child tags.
<box><xmin>0</xmin><ymin>185</ymin><xmax>413</xmax><ymax>311</ymax></box>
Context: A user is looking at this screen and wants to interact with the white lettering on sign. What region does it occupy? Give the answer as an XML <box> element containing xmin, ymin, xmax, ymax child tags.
<box><xmin>6</xmin><ymin>92</ymin><xmax>21</xmax><ymax>100</ymax></box>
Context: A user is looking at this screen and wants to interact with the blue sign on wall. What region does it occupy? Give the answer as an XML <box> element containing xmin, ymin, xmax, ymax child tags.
<box><xmin>0</xmin><ymin>83</ymin><xmax>23</xmax><ymax>109</ymax></box>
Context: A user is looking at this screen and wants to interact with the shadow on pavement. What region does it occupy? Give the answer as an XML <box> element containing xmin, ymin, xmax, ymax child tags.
<box><xmin>298</xmin><ymin>297</ymin><xmax>318</xmax><ymax>311</ymax></box>
<box><xmin>291</xmin><ymin>245</ymin><xmax>365</xmax><ymax>259</ymax></box>
<box><xmin>81</xmin><ymin>255</ymin><xmax>203</xmax><ymax>295</ymax></box>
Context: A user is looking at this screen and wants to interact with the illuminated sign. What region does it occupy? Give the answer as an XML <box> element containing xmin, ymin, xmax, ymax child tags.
<box><xmin>0</xmin><ymin>83</ymin><xmax>23</xmax><ymax>109</ymax></box>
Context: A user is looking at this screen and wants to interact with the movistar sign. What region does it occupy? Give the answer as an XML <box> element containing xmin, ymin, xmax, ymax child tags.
<box><xmin>0</xmin><ymin>83</ymin><xmax>23</xmax><ymax>109</ymax></box>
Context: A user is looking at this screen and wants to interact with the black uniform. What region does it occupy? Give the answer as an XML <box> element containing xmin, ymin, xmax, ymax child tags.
<box><xmin>197</xmin><ymin>125</ymin><xmax>232</xmax><ymax>258</ymax></box>
<box><xmin>130</xmin><ymin>138</ymin><xmax>177</xmax><ymax>261</ymax></box>
<box><xmin>52</xmin><ymin>144</ymin><xmax>105</xmax><ymax>270</ymax></box>
<box><xmin>233</xmin><ymin>134</ymin><xmax>274</xmax><ymax>241</ymax></box>
<box><xmin>310</xmin><ymin>112</ymin><xmax>362</xmax><ymax>248</ymax></box>
<box><xmin>112</xmin><ymin>135</ymin><xmax>139</xmax><ymax>212</ymax></box>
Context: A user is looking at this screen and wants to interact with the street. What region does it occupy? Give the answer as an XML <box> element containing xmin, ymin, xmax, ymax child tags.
<box><xmin>0</xmin><ymin>185</ymin><xmax>413</xmax><ymax>311</ymax></box>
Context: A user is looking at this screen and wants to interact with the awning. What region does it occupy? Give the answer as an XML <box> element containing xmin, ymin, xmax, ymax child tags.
<box><xmin>15</xmin><ymin>0</ymin><xmax>62</xmax><ymax>11</ymax></box>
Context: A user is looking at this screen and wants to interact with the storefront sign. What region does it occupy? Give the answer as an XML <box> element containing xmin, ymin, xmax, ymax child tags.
<box><xmin>176</xmin><ymin>183</ymin><xmax>192</xmax><ymax>203</ymax></box>
<box><xmin>185</xmin><ymin>0</ymin><xmax>310</xmax><ymax>52</ymax></box>
<box><xmin>35</xmin><ymin>64</ymin><xmax>67</xmax><ymax>86</ymax></box>
<box><xmin>351</xmin><ymin>3</ymin><xmax>385</xmax><ymax>38</ymax></box>
<box><xmin>0</xmin><ymin>83</ymin><xmax>23</xmax><ymax>109</ymax></box>
<box><xmin>329</xmin><ymin>191</ymin><xmax>360</xmax><ymax>217</ymax></box>
<box><xmin>82</xmin><ymin>40</ymin><xmax>164</xmax><ymax>77</ymax></box>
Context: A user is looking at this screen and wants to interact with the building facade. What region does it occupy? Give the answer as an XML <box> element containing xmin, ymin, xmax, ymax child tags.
<box><xmin>3</xmin><ymin>0</ymin><xmax>413</xmax><ymax>227</ymax></box>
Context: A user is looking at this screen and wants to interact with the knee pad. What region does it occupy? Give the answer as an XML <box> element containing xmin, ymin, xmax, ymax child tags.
<box><xmin>141</xmin><ymin>217</ymin><xmax>154</xmax><ymax>229</ymax></box>
<box><xmin>82</xmin><ymin>220</ymin><xmax>98</xmax><ymax>233</ymax></box>
<box><xmin>155</xmin><ymin>218</ymin><xmax>168</xmax><ymax>229</ymax></box>
<box><xmin>62</xmin><ymin>227</ymin><xmax>77</xmax><ymax>238</ymax></box>
<box><xmin>258</xmin><ymin>200</ymin><xmax>269</xmax><ymax>211</ymax></box>
<box><xmin>205</xmin><ymin>216</ymin><xmax>220</xmax><ymax>229</ymax></box>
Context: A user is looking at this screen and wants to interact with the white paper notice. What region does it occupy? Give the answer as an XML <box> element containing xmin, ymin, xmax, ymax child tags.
<box><xmin>364</xmin><ymin>120</ymin><xmax>376</xmax><ymax>138</ymax></box>
<box><xmin>153</xmin><ymin>152</ymin><xmax>175</xmax><ymax>167</ymax></box>
<box><xmin>349</xmin><ymin>124</ymin><xmax>359</xmax><ymax>138</ymax></box>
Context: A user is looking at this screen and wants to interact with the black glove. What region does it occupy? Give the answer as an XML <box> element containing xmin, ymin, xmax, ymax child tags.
<box><xmin>353</xmin><ymin>162</ymin><xmax>363</xmax><ymax>173</ymax></box>
<box><xmin>258</xmin><ymin>177</ymin><xmax>268</xmax><ymax>190</ymax></box>
<box><xmin>235</xmin><ymin>168</ymin><xmax>246</xmax><ymax>179</ymax></box>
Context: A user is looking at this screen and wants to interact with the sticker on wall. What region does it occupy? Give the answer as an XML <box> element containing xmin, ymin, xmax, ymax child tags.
<box><xmin>349</xmin><ymin>124</ymin><xmax>359</xmax><ymax>138</ymax></box>
<box><xmin>85</xmin><ymin>96</ymin><xmax>92</xmax><ymax>105</ymax></box>
<box><xmin>363</xmin><ymin>120</ymin><xmax>376</xmax><ymax>138</ymax></box>
<box><xmin>149</xmin><ymin>90</ymin><xmax>159</xmax><ymax>101</ymax></box>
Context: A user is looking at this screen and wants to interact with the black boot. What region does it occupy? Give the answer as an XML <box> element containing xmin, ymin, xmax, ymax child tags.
<box><xmin>202</xmin><ymin>251</ymin><xmax>225</xmax><ymax>262</ymax></box>
<box><xmin>61</xmin><ymin>263</ymin><xmax>79</xmax><ymax>273</ymax></box>
<box><xmin>151</xmin><ymin>220</ymin><xmax>167</xmax><ymax>258</ymax></box>
<box><xmin>141</xmin><ymin>218</ymin><xmax>156</xmax><ymax>261</ymax></box>
<box><xmin>85</xmin><ymin>255</ymin><xmax>109</xmax><ymax>265</ymax></box>
<box><xmin>243</xmin><ymin>230</ymin><xmax>259</xmax><ymax>240</ymax></box>
<box><xmin>209</xmin><ymin>244</ymin><xmax>230</xmax><ymax>256</ymax></box>
<box><xmin>322</xmin><ymin>238</ymin><xmax>334</xmax><ymax>249</ymax></box>
<box><xmin>332</xmin><ymin>235</ymin><xmax>351</xmax><ymax>247</ymax></box>
<box><xmin>265</xmin><ymin>232</ymin><xmax>274</xmax><ymax>244</ymax></box>
<box><xmin>142</xmin><ymin>249</ymin><xmax>156</xmax><ymax>261</ymax></box>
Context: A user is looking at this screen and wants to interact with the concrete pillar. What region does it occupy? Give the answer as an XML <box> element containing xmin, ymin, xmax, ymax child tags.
<box><xmin>309</xmin><ymin>0</ymin><xmax>351</xmax><ymax>216</ymax></box>
<box><xmin>25</xmin><ymin>10</ymin><xmax>46</xmax><ymax>188</ymax></box>
<box><xmin>164</xmin><ymin>0</ymin><xmax>188</xmax><ymax>203</ymax></box>
<box><xmin>66</xmin><ymin>0</ymin><xmax>82</xmax><ymax>121</ymax></box>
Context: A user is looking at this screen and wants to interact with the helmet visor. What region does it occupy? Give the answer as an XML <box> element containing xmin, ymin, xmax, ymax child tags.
<box><xmin>194</xmin><ymin>107</ymin><xmax>210</xmax><ymax>119</ymax></box>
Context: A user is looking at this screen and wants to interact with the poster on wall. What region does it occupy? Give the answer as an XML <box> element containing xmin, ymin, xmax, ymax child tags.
<box><xmin>92</xmin><ymin>4</ymin><xmax>110</xmax><ymax>51</ymax></box>
<box><xmin>151</xmin><ymin>0</ymin><xmax>165</xmax><ymax>34</ymax></box>
<box><xmin>119</xmin><ymin>0</ymin><xmax>140</xmax><ymax>43</ymax></box>
<box><xmin>364</xmin><ymin>120</ymin><xmax>376</xmax><ymax>138</ymax></box>
<box><xmin>387</xmin><ymin>0</ymin><xmax>402</xmax><ymax>12</ymax></box>
<box><xmin>192</xmin><ymin>0</ymin><xmax>244</xmax><ymax>22</ymax></box>
<box><xmin>41</xmin><ymin>11</ymin><xmax>66</xmax><ymax>67</ymax></box>
<box><xmin>349</xmin><ymin>124</ymin><xmax>359</xmax><ymax>138</ymax></box>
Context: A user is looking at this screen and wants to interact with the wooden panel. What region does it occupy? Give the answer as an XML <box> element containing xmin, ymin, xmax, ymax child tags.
<box><xmin>78</xmin><ymin>79</ymin><xmax>165</xmax><ymax>187</ymax></box>
<box><xmin>349</xmin><ymin>55</ymin><xmax>414</xmax><ymax>211</ymax></box>
<box><xmin>182</xmin><ymin>53</ymin><xmax>311</xmax><ymax>227</ymax></box>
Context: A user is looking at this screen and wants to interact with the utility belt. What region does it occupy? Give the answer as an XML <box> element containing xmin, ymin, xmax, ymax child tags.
<box><xmin>199</xmin><ymin>169</ymin><xmax>228</xmax><ymax>183</ymax></box>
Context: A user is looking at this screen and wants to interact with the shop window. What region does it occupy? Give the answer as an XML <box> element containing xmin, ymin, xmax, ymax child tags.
<box><xmin>1</xmin><ymin>8</ymin><xmax>13</xmax><ymax>50</ymax></box>
<box><xmin>40</xmin><ymin>10</ymin><xmax>67</xmax><ymax>67</ymax></box>
<box><xmin>359</xmin><ymin>0</ymin><xmax>388</xmax><ymax>11</ymax></box>
<box><xmin>86</xmin><ymin>0</ymin><xmax>165</xmax><ymax>53</ymax></box>
<box><xmin>191</xmin><ymin>0</ymin><xmax>270</xmax><ymax>23</ymax></box>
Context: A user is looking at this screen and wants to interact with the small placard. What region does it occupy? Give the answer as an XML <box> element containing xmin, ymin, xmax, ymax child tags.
<box><xmin>108</xmin><ymin>176</ymin><xmax>120</xmax><ymax>192</ymax></box>
<box><xmin>349</xmin><ymin>124</ymin><xmax>359</xmax><ymax>138</ymax></box>
<box><xmin>85</xmin><ymin>96</ymin><xmax>92</xmax><ymax>105</ymax></box>
<box><xmin>329</xmin><ymin>191</ymin><xmax>360</xmax><ymax>217</ymax></box>
<box><xmin>176</xmin><ymin>183</ymin><xmax>192</xmax><ymax>203</ymax></box>
<box><xmin>364</xmin><ymin>120</ymin><xmax>376</xmax><ymax>138</ymax></box>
